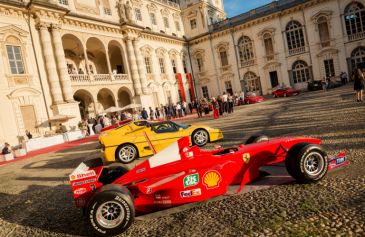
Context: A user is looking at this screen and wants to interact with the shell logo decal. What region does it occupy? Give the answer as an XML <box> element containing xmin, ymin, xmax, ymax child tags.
<box><xmin>203</xmin><ymin>170</ymin><xmax>221</xmax><ymax>189</ymax></box>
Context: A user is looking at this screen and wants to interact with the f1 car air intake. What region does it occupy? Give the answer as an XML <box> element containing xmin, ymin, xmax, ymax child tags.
<box><xmin>69</xmin><ymin>134</ymin><xmax>349</xmax><ymax>236</ymax></box>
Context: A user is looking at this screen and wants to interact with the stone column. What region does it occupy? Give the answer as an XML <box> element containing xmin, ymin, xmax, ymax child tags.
<box><xmin>165</xmin><ymin>52</ymin><xmax>175</xmax><ymax>81</ymax></box>
<box><xmin>125</xmin><ymin>37</ymin><xmax>142</xmax><ymax>95</ymax></box>
<box><xmin>50</xmin><ymin>24</ymin><xmax>74</xmax><ymax>102</ymax></box>
<box><xmin>105</xmin><ymin>47</ymin><xmax>113</xmax><ymax>75</ymax></box>
<box><xmin>38</xmin><ymin>22</ymin><xmax>63</xmax><ymax>104</ymax></box>
<box><xmin>133</xmin><ymin>38</ymin><xmax>149</xmax><ymax>94</ymax></box>
<box><xmin>82</xmin><ymin>45</ymin><xmax>91</xmax><ymax>75</ymax></box>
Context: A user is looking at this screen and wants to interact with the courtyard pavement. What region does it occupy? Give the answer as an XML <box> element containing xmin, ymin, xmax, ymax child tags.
<box><xmin>0</xmin><ymin>84</ymin><xmax>364</xmax><ymax>237</ymax></box>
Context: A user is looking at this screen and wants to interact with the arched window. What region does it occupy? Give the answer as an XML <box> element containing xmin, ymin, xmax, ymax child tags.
<box><xmin>263</xmin><ymin>33</ymin><xmax>274</xmax><ymax>59</ymax></box>
<box><xmin>344</xmin><ymin>2</ymin><xmax>365</xmax><ymax>36</ymax></box>
<box><xmin>351</xmin><ymin>47</ymin><xmax>365</xmax><ymax>71</ymax></box>
<box><xmin>286</xmin><ymin>20</ymin><xmax>305</xmax><ymax>51</ymax></box>
<box><xmin>238</xmin><ymin>36</ymin><xmax>255</xmax><ymax>66</ymax></box>
<box><xmin>317</xmin><ymin>16</ymin><xmax>330</xmax><ymax>47</ymax></box>
<box><xmin>195</xmin><ymin>53</ymin><xmax>204</xmax><ymax>72</ymax></box>
<box><xmin>242</xmin><ymin>71</ymin><xmax>261</xmax><ymax>94</ymax></box>
<box><xmin>219</xmin><ymin>47</ymin><xmax>228</xmax><ymax>67</ymax></box>
<box><xmin>292</xmin><ymin>60</ymin><xmax>311</xmax><ymax>84</ymax></box>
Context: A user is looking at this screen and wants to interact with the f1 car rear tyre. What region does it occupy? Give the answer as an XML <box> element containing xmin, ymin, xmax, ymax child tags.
<box><xmin>87</xmin><ymin>189</ymin><xmax>135</xmax><ymax>236</ymax></box>
<box><xmin>116</xmin><ymin>144</ymin><xmax>138</xmax><ymax>164</ymax></box>
<box><xmin>192</xmin><ymin>129</ymin><xmax>209</xmax><ymax>147</ymax></box>
<box><xmin>245</xmin><ymin>134</ymin><xmax>269</xmax><ymax>145</ymax></box>
<box><xmin>285</xmin><ymin>143</ymin><xmax>328</xmax><ymax>184</ymax></box>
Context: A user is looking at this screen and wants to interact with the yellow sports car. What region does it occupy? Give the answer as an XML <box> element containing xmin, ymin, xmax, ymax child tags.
<box><xmin>99</xmin><ymin>120</ymin><xmax>223</xmax><ymax>163</ymax></box>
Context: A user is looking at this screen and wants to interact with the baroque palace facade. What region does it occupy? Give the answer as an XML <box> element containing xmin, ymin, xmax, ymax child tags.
<box><xmin>0</xmin><ymin>0</ymin><xmax>364</xmax><ymax>144</ymax></box>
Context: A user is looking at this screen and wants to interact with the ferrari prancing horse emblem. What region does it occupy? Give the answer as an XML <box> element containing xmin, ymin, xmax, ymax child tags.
<box><xmin>242</xmin><ymin>153</ymin><xmax>250</xmax><ymax>164</ymax></box>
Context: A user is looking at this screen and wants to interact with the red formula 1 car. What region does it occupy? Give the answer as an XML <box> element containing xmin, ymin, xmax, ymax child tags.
<box><xmin>244</xmin><ymin>92</ymin><xmax>265</xmax><ymax>104</ymax></box>
<box><xmin>69</xmin><ymin>135</ymin><xmax>348</xmax><ymax>236</ymax></box>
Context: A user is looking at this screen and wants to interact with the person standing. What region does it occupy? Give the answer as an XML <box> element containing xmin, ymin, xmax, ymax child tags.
<box><xmin>155</xmin><ymin>107</ymin><xmax>160</xmax><ymax>120</ymax></box>
<box><xmin>353</xmin><ymin>67</ymin><xmax>364</xmax><ymax>102</ymax></box>
<box><xmin>149</xmin><ymin>107</ymin><xmax>154</xmax><ymax>120</ymax></box>
<box><xmin>141</xmin><ymin>108</ymin><xmax>148</xmax><ymax>120</ymax></box>
<box><xmin>228</xmin><ymin>93</ymin><xmax>234</xmax><ymax>113</ymax></box>
<box><xmin>211</xmin><ymin>97</ymin><xmax>220</xmax><ymax>119</ymax></box>
<box><xmin>222</xmin><ymin>92</ymin><xmax>228</xmax><ymax>114</ymax></box>
<box><xmin>176</xmin><ymin>103</ymin><xmax>182</xmax><ymax>117</ymax></box>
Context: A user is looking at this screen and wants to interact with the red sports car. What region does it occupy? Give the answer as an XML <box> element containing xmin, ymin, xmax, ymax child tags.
<box><xmin>100</xmin><ymin>119</ymin><xmax>132</xmax><ymax>132</ymax></box>
<box><xmin>272</xmin><ymin>87</ymin><xmax>300</xmax><ymax>97</ymax></box>
<box><xmin>244</xmin><ymin>92</ymin><xmax>264</xmax><ymax>104</ymax></box>
<box><xmin>69</xmin><ymin>134</ymin><xmax>348</xmax><ymax>236</ymax></box>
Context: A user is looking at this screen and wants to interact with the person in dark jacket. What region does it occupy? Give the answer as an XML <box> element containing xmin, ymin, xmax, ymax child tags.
<box><xmin>1</xmin><ymin>143</ymin><xmax>12</xmax><ymax>155</ymax></box>
<box><xmin>353</xmin><ymin>67</ymin><xmax>364</xmax><ymax>102</ymax></box>
<box><xmin>141</xmin><ymin>108</ymin><xmax>148</xmax><ymax>120</ymax></box>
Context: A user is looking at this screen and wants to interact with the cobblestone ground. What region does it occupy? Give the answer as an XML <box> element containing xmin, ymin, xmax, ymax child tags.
<box><xmin>0</xmin><ymin>84</ymin><xmax>364</xmax><ymax>237</ymax></box>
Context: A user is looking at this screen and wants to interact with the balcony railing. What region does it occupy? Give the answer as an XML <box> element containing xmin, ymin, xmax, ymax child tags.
<box><xmin>240</xmin><ymin>59</ymin><xmax>256</xmax><ymax>68</ymax></box>
<box><xmin>155</xmin><ymin>0</ymin><xmax>180</xmax><ymax>9</ymax></box>
<box><xmin>347</xmin><ymin>32</ymin><xmax>365</xmax><ymax>42</ymax></box>
<box><xmin>70</xmin><ymin>74</ymin><xmax>130</xmax><ymax>85</ymax></box>
<box><xmin>288</xmin><ymin>46</ymin><xmax>306</xmax><ymax>56</ymax></box>
<box><xmin>221</xmin><ymin>65</ymin><xmax>232</xmax><ymax>73</ymax></box>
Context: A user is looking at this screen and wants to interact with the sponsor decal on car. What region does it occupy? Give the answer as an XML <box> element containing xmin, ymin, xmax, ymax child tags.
<box><xmin>154</xmin><ymin>200</ymin><xmax>172</xmax><ymax>206</ymax></box>
<box><xmin>203</xmin><ymin>170</ymin><xmax>221</xmax><ymax>189</ymax></box>
<box><xmin>136</xmin><ymin>167</ymin><xmax>146</xmax><ymax>173</ymax></box>
<box><xmin>69</xmin><ymin>170</ymin><xmax>96</xmax><ymax>181</ymax></box>
<box><xmin>74</xmin><ymin>187</ymin><xmax>87</xmax><ymax>195</ymax></box>
<box><xmin>242</xmin><ymin>153</ymin><xmax>250</xmax><ymax>164</ymax></box>
<box><xmin>155</xmin><ymin>194</ymin><xmax>170</xmax><ymax>200</ymax></box>
<box><xmin>146</xmin><ymin>187</ymin><xmax>152</xmax><ymax>194</ymax></box>
<box><xmin>183</xmin><ymin>173</ymin><xmax>199</xmax><ymax>188</ymax></box>
<box><xmin>180</xmin><ymin>188</ymin><xmax>202</xmax><ymax>198</ymax></box>
<box><xmin>72</xmin><ymin>178</ymin><xmax>97</xmax><ymax>186</ymax></box>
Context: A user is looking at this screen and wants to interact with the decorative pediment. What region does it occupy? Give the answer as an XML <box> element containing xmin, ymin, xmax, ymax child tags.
<box><xmin>316</xmin><ymin>47</ymin><xmax>338</xmax><ymax>57</ymax></box>
<box><xmin>198</xmin><ymin>77</ymin><xmax>210</xmax><ymax>84</ymax></box>
<box><xmin>186</xmin><ymin>10</ymin><xmax>197</xmax><ymax>18</ymax></box>
<box><xmin>192</xmin><ymin>48</ymin><xmax>205</xmax><ymax>57</ymax></box>
<box><xmin>168</xmin><ymin>49</ymin><xmax>179</xmax><ymax>58</ymax></box>
<box><xmin>172</xmin><ymin>13</ymin><xmax>181</xmax><ymax>20</ymax></box>
<box><xmin>155</xmin><ymin>47</ymin><xmax>167</xmax><ymax>57</ymax></box>
<box><xmin>257</xmin><ymin>27</ymin><xmax>276</xmax><ymax>37</ymax></box>
<box><xmin>311</xmin><ymin>10</ymin><xmax>333</xmax><ymax>22</ymax></box>
<box><xmin>131</xmin><ymin>0</ymin><xmax>143</xmax><ymax>7</ymax></box>
<box><xmin>215</xmin><ymin>41</ymin><xmax>229</xmax><ymax>51</ymax></box>
<box><xmin>161</xmin><ymin>8</ymin><xmax>170</xmax><ymax>16</ymax></box>
<box><xmin>0</xmin><ymin>25</ymin><xmax>28</xmax><ymax>43</ymax></box>
<box><xmin>146</xmin><ymin>3</ymin><xmax>157</xmax><ymax>12</ymax></box>
<box><xmin>263</xmin><ymin>61</ymin><xmax>281</xmax><ymax>70</ymax></box>
<box><xmin>140</xmin><ymin>45</ymin><xmax>154</xmax><ymax>57</ymax></box>
<box><xmin>7</xmin><ymin>87</ymin><xmax>41</xmax><ymax>99</ymax></box>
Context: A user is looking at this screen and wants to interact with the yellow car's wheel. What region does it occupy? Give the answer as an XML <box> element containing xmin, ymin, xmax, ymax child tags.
<box><xmin>116</xmin><ymin>144</ymin><xmax>138</xmax><ymax>164</ymax></box>
<box><xmin>192</xmin><ymin>129</ymin><xmax>209</xmax><ymax>147</ymax></box>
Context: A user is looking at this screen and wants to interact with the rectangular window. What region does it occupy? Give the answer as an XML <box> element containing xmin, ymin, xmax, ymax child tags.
<box><xmin>58</xmin><ymin>0</ymin><xmax>68</xmax><ymax>5</ymax></box>
<box><xmin>183</xmin><ymin>59</ymin><xmax>187</xmax><ymax>73</ymax></box>
<box><xmin>324</xmin><ymin>59</ymin><xmax>335</xmax><ymax>77</ymax></box>
<box><xmin>202</xmin><ymin>86</ymin><xmax>209</xmax><ymax>98</ymax></box>
<box><xmin>224</xmin><ymin>81</ymin><xmax>232</xmax><ymax>95</ymax></box>
<box><xmin>6</xmin><ymin>45</ymin><xmax>25</xmax><ymax>74</ymax></box>
<box><xmin>104</xmin><ymin>7</ymin><xmax>111</xmax><ymax>15</ymax></box>
<box><xmin>196</xmin><ymin>58</ymin><xmax>204</xmax><ymax>72</ymax></box>
<box><xmin>190</xmin><ymin>19</ymin><xmax>197</xmax><ymax>29</ymax></box>
<box><xmin>163</xmin><ymin>17</ymin><xmax>169</xmax><ymax>28</ymax></box>
<box><xmin>159</xmin><ymin>58</ymin><xmax>165</xmax><ymax>73</ymax></box>
<box><xmin>220</xmin><ymin>51</ymin><xmax>228</xmax><ymax>66</ymax></box>
<box><xmin>171</xmin><ymin>59</ymin><xmax>177</xmax><ymax>74</ymax></box>
<box><xmin>175</xmin><ymin>21</ymin><xmax>181</xmax><ymax>31</ymax></box>
<box><xmin>144</xmin><ymin>57</ymin><xmax>152</xmax><ymax>74</ymax></box>
<box><xmin>135</xmin><ymin>8</ymin><xmax>142</xmax><ymax>21</ymax></box>
<box><xmin>150</xmin><ymin>13</ymin><xmax>157</xmax><ymax>25</ymax></box>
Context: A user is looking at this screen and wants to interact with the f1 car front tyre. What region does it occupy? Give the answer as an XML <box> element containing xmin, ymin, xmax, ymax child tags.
<box><xmin>285</xmin><ymin>143</ymin><xmax>328</xmax><ymax>183</ymax></box>
<box><xmin>87</xmin><ymin>189</ymin><xmax>135</xmax><ymax>236</ymax></box>
<box><xmin>116</xmin><ymin>144</ymin><xmax>138</xmax><ymax>164</ymax></box>
<box><xmin>245</xmin><ymin>134</ymin><xmax>269</xmax><ymax>145</ymax></box>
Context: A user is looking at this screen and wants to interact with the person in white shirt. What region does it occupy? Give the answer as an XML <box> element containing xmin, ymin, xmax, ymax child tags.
<box><xmin>222</xmin><ymin>92</ymin><xmax>228</xmax><ymax>114</ymax></box>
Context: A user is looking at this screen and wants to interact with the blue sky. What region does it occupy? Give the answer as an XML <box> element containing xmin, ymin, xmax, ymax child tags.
<box><xmin>224</xmin><ymin>0</ymin><xmax>275</xmax><ymax>18</ymax></box>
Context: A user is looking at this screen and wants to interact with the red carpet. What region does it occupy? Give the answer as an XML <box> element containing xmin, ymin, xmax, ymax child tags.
<box><xmin>0</xmin><ymin>135</ymin><xmax>99</xmax><ymax>166</ymax></box>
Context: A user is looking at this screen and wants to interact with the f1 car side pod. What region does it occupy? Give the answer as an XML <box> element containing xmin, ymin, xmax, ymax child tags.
<box><xmin>69</xmin><ymin>136</ymin><xmax>349</xmax><ymax>236</ymax></box>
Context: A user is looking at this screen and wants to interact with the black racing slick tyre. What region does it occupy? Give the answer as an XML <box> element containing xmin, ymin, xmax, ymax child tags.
<box><xmin>245</xmin><ymin>134</ymin><xmax>269</xmax><ymax>145</ymax></box>
<box><xmin>285</xmin><ymin>143</ymin><xmax>328</xmax><ymax>184</ymax></box>
<box><xmin>116</xmin><ymin>144</ymin><xmax>138</xmax><ymax>164</ymax></box>
<box><xmin>87</xmin><ymin>189</ymin><xmax>135</xmax><ymax>236</ymax></box>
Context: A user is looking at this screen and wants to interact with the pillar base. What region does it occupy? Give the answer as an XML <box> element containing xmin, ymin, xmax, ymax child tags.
<box><xmin>51</xmin><ymin>102</ymin><xmax>82</xmax><ymax>130</ymax></box>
